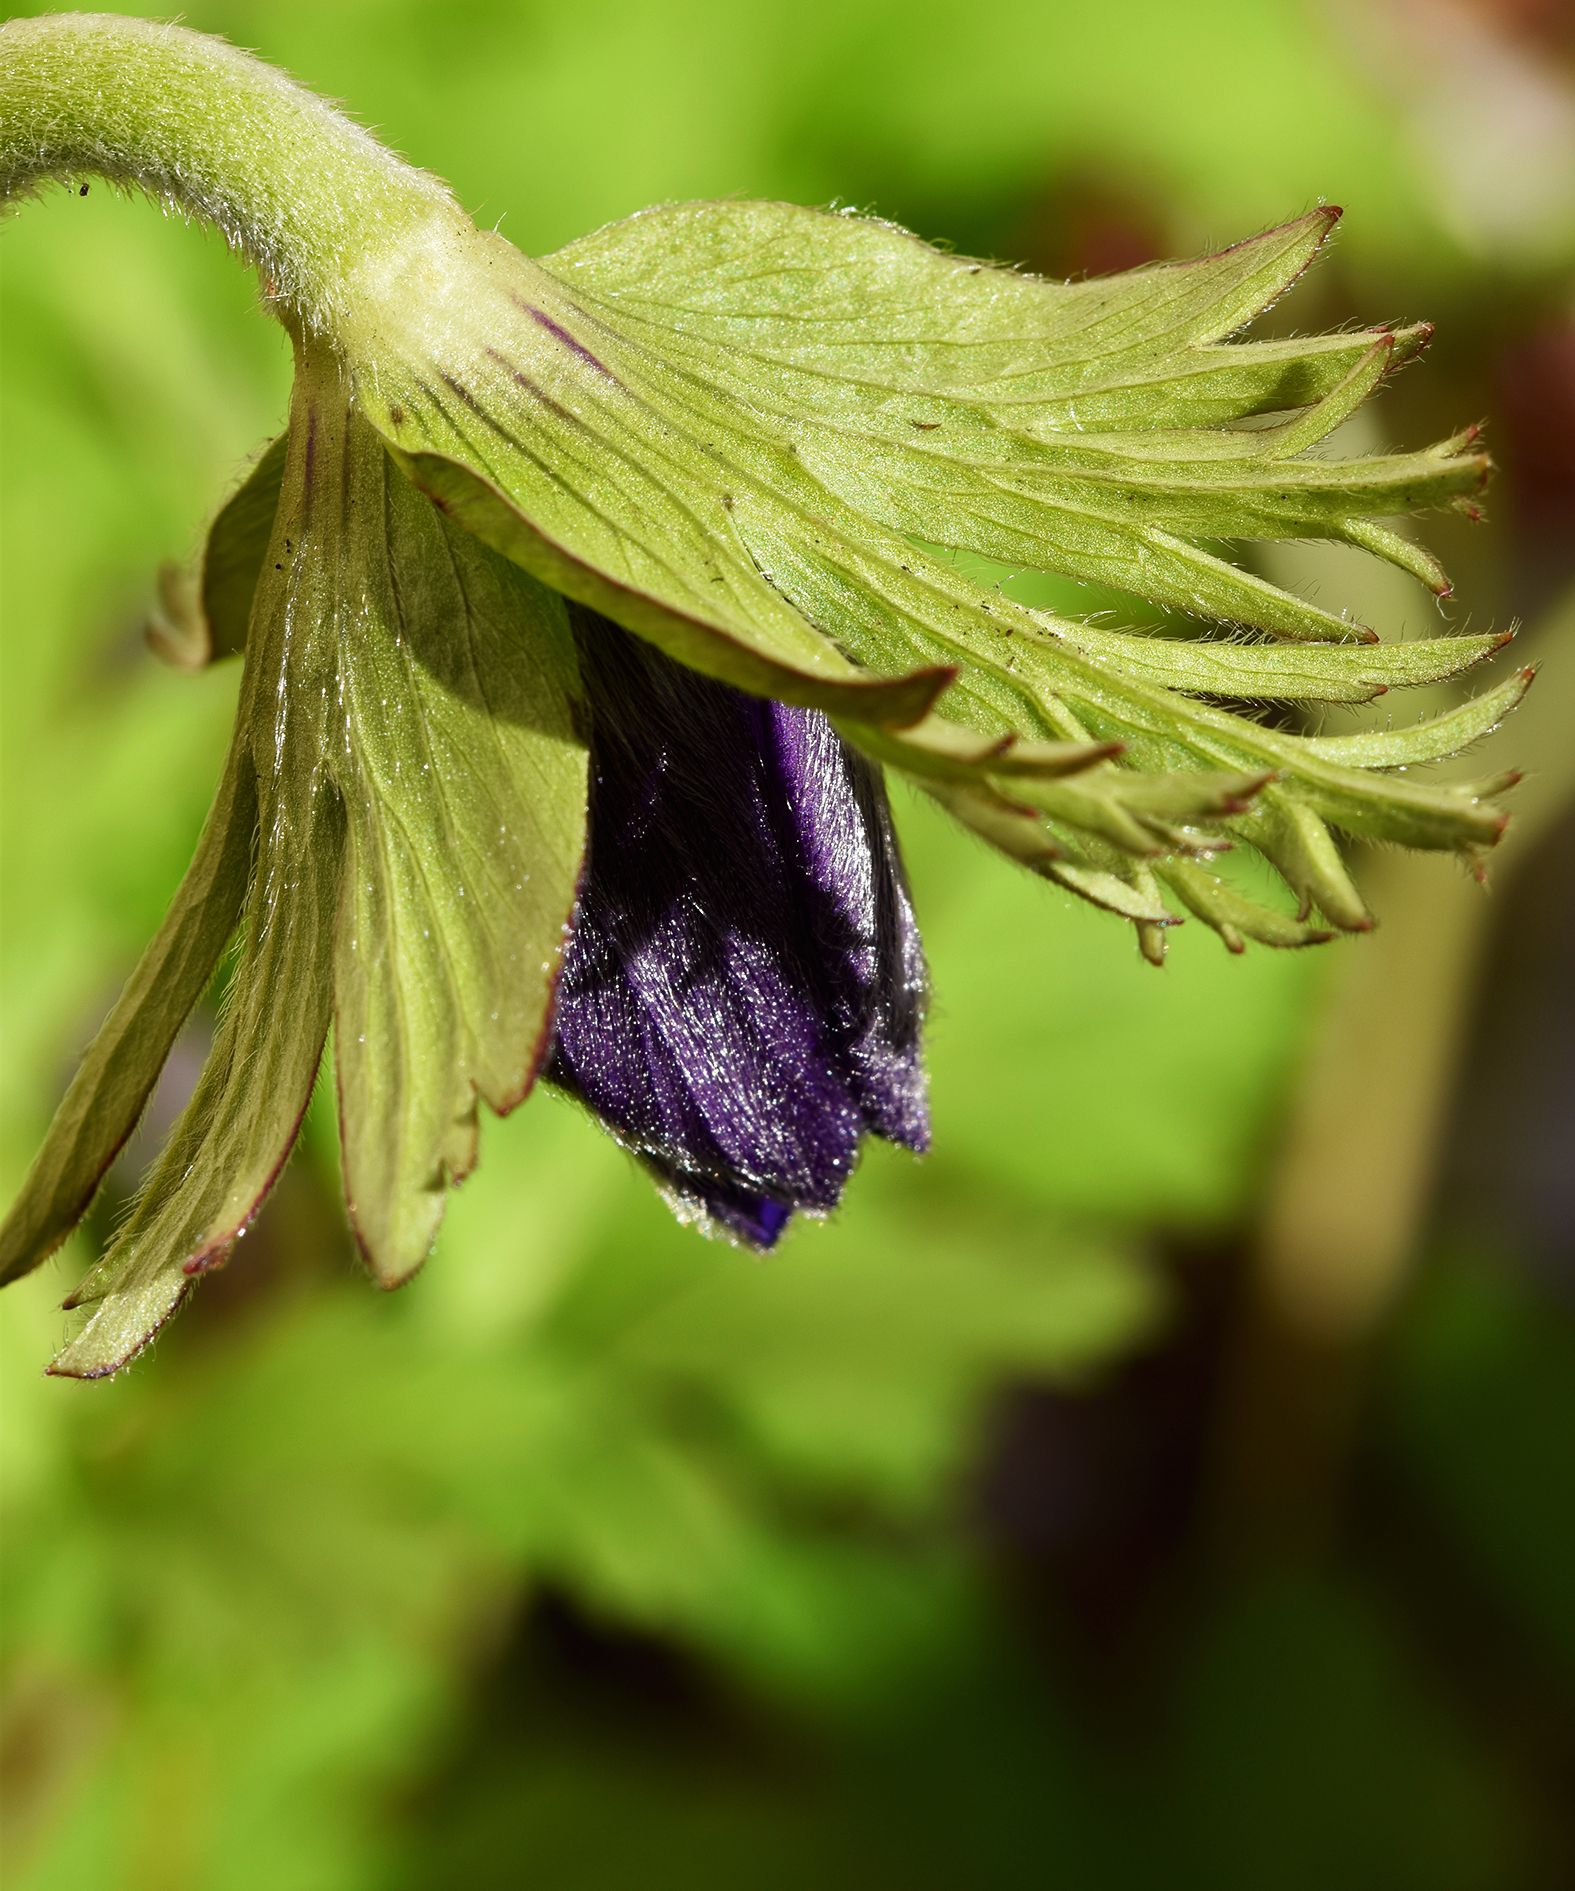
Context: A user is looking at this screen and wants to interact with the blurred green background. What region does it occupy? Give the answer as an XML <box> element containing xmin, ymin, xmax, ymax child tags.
<box><xmin>2</xmin><ymin>1</ymin><xmax>1573</xmax><ymax>1885</ymax></box>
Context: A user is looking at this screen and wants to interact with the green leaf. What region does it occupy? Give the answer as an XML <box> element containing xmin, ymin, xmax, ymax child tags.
<box><xmin>352</xmin><ymin>203</ymin><xmax>1514</xmax><ymax>951</ymax></box>
<box><xmin>145</xmin><ymin>432</ymin><xmax>286</xmax><ymax>669</ymax></box>
<box><xmin>0</xmin><ymin>740</ymin><xmax>256</xmax><ymax>1287</ymax></box>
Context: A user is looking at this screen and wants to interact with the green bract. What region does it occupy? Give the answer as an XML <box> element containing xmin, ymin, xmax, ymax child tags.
<box><xmin>0</xmin><ymin>15</ymin><xmax>1527</xmax><ymax>1376</ymax></box>
<box><xmin>353</xmin><ymin>199</ymin><xmax>1517</xmax><ymax>954</ymax></box>
<box><xmin>4</xmin><ymin>349</ymin><xmax>586</xmax><ymax>1375</ymax></box>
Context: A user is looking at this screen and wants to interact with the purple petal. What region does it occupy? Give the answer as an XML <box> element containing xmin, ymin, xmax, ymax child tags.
<box><xmin>548</xmin><ymin>611</ymin><xmax>927</xmax><ymax>1245</ymax></box>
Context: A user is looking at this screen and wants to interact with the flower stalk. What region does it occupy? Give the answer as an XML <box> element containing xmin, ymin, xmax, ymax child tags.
<box><xmin>0</xmin><ymin>12</ymin><xmax>466</xmax><ymax>341</ymax></box>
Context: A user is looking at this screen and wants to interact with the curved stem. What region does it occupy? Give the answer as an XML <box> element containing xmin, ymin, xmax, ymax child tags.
<box><xmin>0</xmin><ymin>12</ymin><xmax>464</xmax><ymax>341</ymax></box>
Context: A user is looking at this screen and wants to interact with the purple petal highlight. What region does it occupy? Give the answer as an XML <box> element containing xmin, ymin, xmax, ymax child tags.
<box><xmin>548</xmin><ymin>611</ymin><xmax>928</xmax><ymax>1245</ymax></box>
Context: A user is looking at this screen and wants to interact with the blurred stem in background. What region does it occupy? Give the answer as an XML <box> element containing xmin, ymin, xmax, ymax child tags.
<box><xmin>1202</xmin><ymin>0</ymin><xmax>1575</xmax><ymax>1566</ymax></box>
<box><xmin>1213</xmin><ymin>586</ymin><xmax>1575</xmax><ymax>1561</ymax></box>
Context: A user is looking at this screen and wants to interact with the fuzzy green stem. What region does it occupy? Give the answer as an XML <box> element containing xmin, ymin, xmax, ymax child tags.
<box><xmin>0</xmin><ymin>12</ymin><xmax>467</xmax><ymax>342</ymax></box>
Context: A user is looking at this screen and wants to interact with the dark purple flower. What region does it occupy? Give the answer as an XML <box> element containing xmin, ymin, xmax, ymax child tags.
<box><xmin>548</xmin><ymin>608</ymin><xmax>929</xmax><ymax>1247</ymax></box>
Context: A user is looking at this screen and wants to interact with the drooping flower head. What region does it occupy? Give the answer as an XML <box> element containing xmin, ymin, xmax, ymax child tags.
<box><xmin>0</xmin><ymin>16</ymin><xmax>1530</xmax><ymax>1376</ymax></box>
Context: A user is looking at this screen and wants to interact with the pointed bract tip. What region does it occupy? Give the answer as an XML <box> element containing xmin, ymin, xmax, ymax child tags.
<box><xmin>1388</xmin><ymin>321</ymin><xmax>1435</xmax><ymax>365</ymax></box>
<box><xmin>1137</xmin><ymin>921</ymin><xmax>1169</xmax><ymax>967</ymax></box>
<box><xmin>182</xmin><ymin>1238</ymin><xmax>235</xmax><ymax>1278</ymax></box>
<box><xmin>1228</xmin><ymin>770</ymin><xmax>1280</xmax><ymax>808</ymax></box>
<box><xmin>876</xmin><ymin>663</ymin><xmax>958</xmax><ymax>729</ymax></box>
<box><xmin>1458</xmin><ymin>770</ymin><xmax>1521</xmax><ymax>808</ymax></box>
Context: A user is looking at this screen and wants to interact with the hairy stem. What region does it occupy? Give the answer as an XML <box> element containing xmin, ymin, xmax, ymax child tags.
<box><xmin>0</xmin><ymin>12</ymin><xmax>466</xmax><ymax>341</ymax></box>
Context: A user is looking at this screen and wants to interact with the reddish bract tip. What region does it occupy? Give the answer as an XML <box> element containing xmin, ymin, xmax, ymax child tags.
<box><xmin>182</xmin><ymin>1241</ymin><xmax>234</xmax><ymax>1278</ymax></box>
